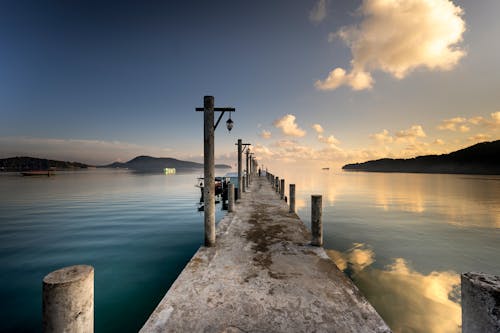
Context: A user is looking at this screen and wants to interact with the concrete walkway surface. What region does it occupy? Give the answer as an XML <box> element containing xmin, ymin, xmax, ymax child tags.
<box><xmin>140</xmin><ymin>176</ymin><xmax>391</xmax><ymax>333</ymax></box>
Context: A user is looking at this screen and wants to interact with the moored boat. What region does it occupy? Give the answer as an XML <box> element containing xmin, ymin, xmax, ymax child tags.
<box><xmin>20</xmin><ymin>170</ymin><xmax>54</xmax><ymax>176</ymax></box>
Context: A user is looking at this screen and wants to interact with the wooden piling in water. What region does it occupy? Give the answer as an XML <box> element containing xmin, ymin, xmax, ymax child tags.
<box><xmin>311</xmin><ymin>195</ymin><xmax>323</xmax><ymax>247</ymax></box>
<box><xmin>228</xmin><ymin>183</ymin><xmax>234</xmax><ymax>213</ymax></box>
<box><xmin>43</xmin><ymin>265</ymin><xmax>94</xmax><ymax>333</ymax></box>
<box><xmin>237</xmin><ymin>139</ymin><xmax>242</xmax><ymax>202</ymax></box>
<box><xmin>289</xmin><ymin>184</ymin><xmax>295</xmax><ymax>213</ymax></box>
<box><xmin>280</xmin><ymin>179</ymin><xmax>285</xmax><ymax>200</ymax></box>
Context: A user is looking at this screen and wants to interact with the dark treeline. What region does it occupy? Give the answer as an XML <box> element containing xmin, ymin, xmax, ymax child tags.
<box><xmin>343</xmin><ymin>140</ymin><xmax>500</xmax><ymax>175</ymax></box>
<box><xmin>0</xmin><ymin>157</ymin><xmax>89</xmax><ymax>171</ymax></box>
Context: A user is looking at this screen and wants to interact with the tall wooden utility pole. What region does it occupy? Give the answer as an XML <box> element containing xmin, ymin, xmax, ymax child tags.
<box><xmin>196</xmin><ymin>96</ymin><xmax>235</xmax><ymax>247</ymax></box>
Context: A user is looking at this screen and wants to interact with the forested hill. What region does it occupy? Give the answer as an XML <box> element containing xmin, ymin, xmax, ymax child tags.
<box><xmin>342</xmin><ymin>140</ymin><xmax>500</xmax><ymax>175</ymax></box>
<box><xmin>0</xmin><ymin>157</ymin><xmax>89</xmax><ymax>171</ymax></box>
<box><xmin>103</xmin><ymin>155</ymin><xmax>231</xmax><ymax>171</ymax></box>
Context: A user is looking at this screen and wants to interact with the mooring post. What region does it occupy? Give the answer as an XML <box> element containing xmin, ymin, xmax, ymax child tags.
<box><xmin>228</xmin><ymin>183</ymin><xmax>234</xmax><ymax>213</ymax></box>
<box><xmin>245</xmin><ymin>149</ymin><xmax>250</xmax><ymax>187</ymax></box>
<box><xmin>289</xmin><ymin>184</ymin><xmax>295</xmax><ymax>213</ymax></box>
<box><xmin>43</xmin><ymin>265</ymin><xmax>94</xmax><ymax>333</ymax></box>
<box><xmin>237</xmin><ymin>139</ymin><xmax>242</xmax><ymax>202</ymax></box>
<box><xmin>461</xmin><ymin>272</ymin><xmax>500</xmax><ymax>333</ymax></box>
<box><xmin>311</xmin><ymin>195</ymin><xmax>323</xmax><ymax>247</ymax></box>
<box><xmin>275</xmin><ymin>177</ymin><xmax>279</xmax><ymax>193</ymax></box>
<box><xmin>280</xmin><ymin>179</ymin><xmax>285</xmax><ymax>200</ymax></box>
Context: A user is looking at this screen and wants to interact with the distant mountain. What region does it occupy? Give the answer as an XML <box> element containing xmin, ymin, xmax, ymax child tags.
<box><xmin>102</xmin><ymin>155</ymin><xmax>231</xmax><ymax>171</ymax></box>
<box><xmin>342</xmin><ymin>140</ymin><xmax>500</xmax><ymax>175</ymax></box>
<box><xmin>0</xmin><ymin>156</ymin><xmax>90</xmax><ymax>172</ymax></box>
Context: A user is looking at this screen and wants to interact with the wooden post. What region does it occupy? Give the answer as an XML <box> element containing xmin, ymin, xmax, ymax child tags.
<box><xmin>461</xmin><ymin>272</ymin><xmax>500</xmax><ymax>333</ymax></box>
<box><xmin>289</xmin><ymin>184</ymin><xmax>295</xmax><ymax>213</ymax></box>
<box><xmin>311</xmin><ymin>195</ymin><xmax>323</xmax><ymax>247</ymax></box>
<box><xmin>242</xmin><ymin>175</ymin><xmax>246</xmax><ymax>192</ymax></box>
<box><xmin>245</xmin><ymin>149</ymin><xmax>249</xmax><ymax>188</ymax></box>
<box><xmin>203</xmin><ymin>96</ymin><xmax>215</xmax><ymax>247</ymax></box>
<box><xmin>275</xmin><ymin>177</ymin><xmax>279</xmax><ymax>193</ymax></box>
<box><xmin>228</xmin><ymin>183</ymin><xmax>234</xmax><ymax>213</ymax></box>
<box><xmin>43</xmin><ymin>265</ymin><xmax>94</xmax><ymax>333</ymax></box>
<box><xmin>237</xmin><ymin>139</ymin><xmax>242</xmax><ymax>202</ymax></box>
<box><xmin>280</xmin><ymin>179</ymin><xmax>285</xmax><ymax>200</ymax></box>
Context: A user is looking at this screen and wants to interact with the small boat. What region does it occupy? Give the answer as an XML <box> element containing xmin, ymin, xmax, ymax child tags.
<box><xmin>195</xmin><ymin>177</ymin><xmax>224</xmax><ymax>196</ymax></box>
<box><xmin>322</xmin><ymin>167</ymin><xmax>330</xmax><ymax>170</ymax></box>
<box><xmin>21</xmin><ymin>170</ymin><xmax>54</xmax><ymax>176</ymax></box>
<box><xmin>164</xmin><ymin>168</ymin><xmax>176</xmax><ymax>175</ymax></box>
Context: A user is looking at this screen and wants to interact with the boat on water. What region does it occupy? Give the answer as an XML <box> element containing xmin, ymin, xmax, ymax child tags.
<box><xmin>195</xmin><ymin>177</ymin><xmax>224</xmax><ymax>196</ymax></box>
<box><xmin>164</xmin><ymin>167</ymin><xmax>176</xmax><ymax>175</ymax></box>
<box><xmin>322</xmin><ymin>167</ymin><xmax>330</xmax><ymax>170</ymax></box>
<box><xmin>20</xmin><ymin>170</ymin><xmax>54</xmax><ymax>176</ymax></box>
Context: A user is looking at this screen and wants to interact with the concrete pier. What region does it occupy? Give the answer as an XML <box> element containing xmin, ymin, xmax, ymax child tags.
<box><xmin>141</xmin><ymin>177</ymin><xmax>390</xmax><ymax>333</ymax></box>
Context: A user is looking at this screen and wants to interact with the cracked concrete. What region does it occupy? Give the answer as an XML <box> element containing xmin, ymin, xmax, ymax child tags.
<box><xmin>140</xmin><ymin>176</ymin><xmax>391</xmax><ymax>333</ymax></box>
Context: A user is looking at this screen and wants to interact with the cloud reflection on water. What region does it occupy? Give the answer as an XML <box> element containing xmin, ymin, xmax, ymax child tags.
<box><xmin>326</xmin><ymin>244</ymin><xmax>461</xmax><ymax>333</ymax></box>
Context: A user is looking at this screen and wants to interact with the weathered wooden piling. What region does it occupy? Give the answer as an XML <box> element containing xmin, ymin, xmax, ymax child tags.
<box><xmin>43</xmin><ymin>265</ymin><xmax>94</xmax><ymax>333</ymax></box>
<box><xmin>228</xmin><ymin>183</ymin><xmax>234</xmax><ymax>213</ymax></box>
<box><xmin>242</xmin><ymin>175</ymin><xmax>246</xmax><ymax>192</ymax></box>
<box><xmin>275</xmin><ymin>177</ymin><xmax>279</xmax><ymax>193</ymax></box>
<box><xmin>289</xmin><ymin>184</ymin><xmax>295</xmax><ymax>213</ymax></box>
<box><xmin>311</xmin><ymin>195</ymin><xmax>323</xmax><ymax>247</ymax></box>
<box><xmin>280</xmin><ymin>179</ymin><xmax>285</xmax><ymax>200</ymax></box>
<box><xmin>461</xmin><ymin>272</ymin><xmax>500</xmax><ymax>333</ymax></box>
<box><xmin>237</xmin><ymin>139</ymin><xmax>242</xmax><ymax>201</ymax></box>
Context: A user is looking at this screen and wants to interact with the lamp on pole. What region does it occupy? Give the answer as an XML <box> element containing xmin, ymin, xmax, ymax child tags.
<box><xmin>196</xmin><ymin>96</ymin><xmax>235</xmax><ymax>247</ymax></box>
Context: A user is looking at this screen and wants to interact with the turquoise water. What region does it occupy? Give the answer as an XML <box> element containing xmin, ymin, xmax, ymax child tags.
<box><xmin>1</xmin><ymin>169</ymin><xmax>499</xmax><ymax>333</ymax></box>
<box><xmin>0</xmin><ymin>169</ymin><xmax>223</xmax><ymax>333</ymax></box>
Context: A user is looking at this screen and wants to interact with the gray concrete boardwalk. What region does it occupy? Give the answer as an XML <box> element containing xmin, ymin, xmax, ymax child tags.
<box><xmin>140</xmin><ymin>176</ymin><xmax>391</xmax><ymax>333</ymax></box>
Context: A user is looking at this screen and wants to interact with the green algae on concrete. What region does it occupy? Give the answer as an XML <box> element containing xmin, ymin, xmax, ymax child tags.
<box><xmin>140</xmin><ymin>176</ymin><xmax>391</xmax><ymax>333</ymax></box>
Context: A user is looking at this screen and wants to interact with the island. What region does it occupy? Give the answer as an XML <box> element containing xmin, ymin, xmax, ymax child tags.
<box><xmin>0</xmin><ymin>157</ymin><xmax>90</xmax><ymax>172</ymax></box>
<box><xmin>102</xmin><ymin>155</ymin><xmax>231</xmax><ymax>172</ymax></box>
<box><xmin>342</xmin><ymin>140</ymin><xmax>500</xmax><ymax>175</ymax></box>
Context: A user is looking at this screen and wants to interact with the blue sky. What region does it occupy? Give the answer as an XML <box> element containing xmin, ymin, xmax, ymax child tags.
<box><xmin>1</xmin><ymin>0</ymin><xmax>499</xmax><ymax>168</ymax></box>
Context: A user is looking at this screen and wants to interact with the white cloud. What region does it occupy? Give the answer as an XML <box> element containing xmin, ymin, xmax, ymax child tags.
<box><xmin>260</xmin><ymin>129</ymin><xmax>272</xmax><ymax>139</ymax></box>
<box><xmin>370</xmin><ymin>129</ymin><xmax>394</xmax><ymax>144</ymax></box>
<box><xmin>309</xmin><ymin>0</ymin><xmax>328</xmax><ymax>23</ymax></box>
<box><xmin>434</xmin><ymin>139</ymin><xmax>445</xmax><ymax>145</ymax></box>
<box><xmin>468</xmin><ymin>133</ymin><xmax>491</xmax><ymax>143</ymax></box>
<box><xmin>318</xmin><ymin>134</ymin><xmax>340</xmax><ymax>145</ymax></box>
<box><xmin>479</xmin><ymin>111</ymin><xmax>500</xmax><ymax>129</ymax></box>
<box><xmin>395</xmin><ymin>125</ymin><xmax>426</xmax><ymax>142</ymax></box>
<box><xmin>315</xmin><ymin>67</ymin><xmax>374</xmax><ymax>91</ymax></box>
<box><xmin>273</xmin><ymin>114</ymin><xmax>306</xmax><ymax>137</ymax></box>
<box><xmin>458</xmin><ymin>125</ymin><xmax>470</xmax><ymax>132</ymax></box>
<box><xmin>312</xmin><ymin>124</ymin><xmax>324</xmax><ymax>134</ymax></box>
<box><xmin>437</xmin><ymin>117</ymin><xmax>467</xmax><ymax>131</ymax></box>
<box><xmin>316</xmin><ymin>0</ymin><xmax>466</xmax><ymax>91</ymax></box>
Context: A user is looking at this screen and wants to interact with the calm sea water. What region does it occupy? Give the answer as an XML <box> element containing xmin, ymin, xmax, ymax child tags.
<box><xmin>0</xmin><ymin>169</ymin><xmax>499</xmax><ymax>333</ymax></box>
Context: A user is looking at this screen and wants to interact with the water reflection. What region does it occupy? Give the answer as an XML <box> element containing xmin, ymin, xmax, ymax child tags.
<box><xmin>326</xmin><ymin>244</ymin><xmax>461</xmax><ymax>333</ymax></box>
<box><xmin>277</xmin><ymin>169</ymin><xmax>500</xmax><ymax>229</ymax></box>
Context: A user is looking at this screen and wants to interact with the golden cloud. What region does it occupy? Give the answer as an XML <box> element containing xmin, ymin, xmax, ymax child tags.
<box><xmin>260</xmin><ymin>130</ymin><xmax>272</xmax><ymax>139</ymax></box>
<box><xmin>273</xmin><ymin>114</ymin><xmax>306</xmax><ymax>137</ymax></box>
<box><xmin>316</xmin><ymin>0</ymin><xmax>466</xmax><ymax>90</ymax></box>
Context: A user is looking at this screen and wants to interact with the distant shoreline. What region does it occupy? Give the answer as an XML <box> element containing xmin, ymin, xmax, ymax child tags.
<box><xmin>342</xmin><ymin>140</ymin><xmax>500</xmax><ymax>176</ymax></box>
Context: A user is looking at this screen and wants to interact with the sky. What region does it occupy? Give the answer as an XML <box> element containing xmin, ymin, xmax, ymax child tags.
<box><xmin>1</xmin><ymin>0</ymin><xmax>499</xmax><ymax>169</ymax></box>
